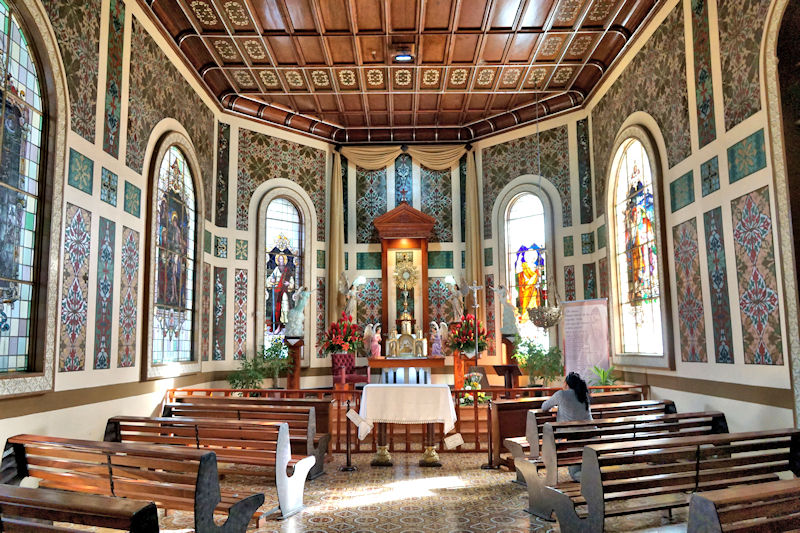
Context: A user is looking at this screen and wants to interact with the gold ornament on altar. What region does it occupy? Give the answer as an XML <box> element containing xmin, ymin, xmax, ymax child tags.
<box><xmin>394</xmin><ymin>258</ymin><xmax>418</xmax><ymax>322</ymax></box>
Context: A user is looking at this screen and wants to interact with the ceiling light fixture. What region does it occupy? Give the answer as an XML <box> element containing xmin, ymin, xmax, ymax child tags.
<box><xmin>394</xmin><ymin>50</ymin><xmax>413</xmax><ymax>62</ymax></box>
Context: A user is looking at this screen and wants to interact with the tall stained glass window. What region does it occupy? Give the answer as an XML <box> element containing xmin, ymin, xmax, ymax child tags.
<box><xmin>612</xmin><ymin>138</ymin><xmax>663</xmax><ymax>355</ymax></box>
<box><xmin>152</xmin><ymin>146</ymin><xmax>196</xmax><ymax>364</ymax></box>
<box><xmin>505</xmin><ymin>193</ymin><xmax>548</xmax><ymax>346</ymax></box>
<box><xmin>264</xmin><ymin>198</ymin><xmax>303</xmax><ymax>345</ymax></box>
<box><xmin>0</xmin><ymin>1</ymin><xmax>44</xmax><ymax>373</ymax></box>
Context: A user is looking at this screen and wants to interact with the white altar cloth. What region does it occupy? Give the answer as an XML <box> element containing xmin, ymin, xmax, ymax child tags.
<box><xmin>356</xmin><ymin>384</ymin><xmax>457</xmax><ymax>440</ymax></box>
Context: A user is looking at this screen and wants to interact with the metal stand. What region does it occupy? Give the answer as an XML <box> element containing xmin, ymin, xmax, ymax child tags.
<box><xmin>339</xmin><ymin>400</ymin><xmax>357</xmax><ymax>472</ymax></box>
<box><xmin>481</xmin><ymin>399</ymin><xmax>499</xmax><ymax>469</ymax></box>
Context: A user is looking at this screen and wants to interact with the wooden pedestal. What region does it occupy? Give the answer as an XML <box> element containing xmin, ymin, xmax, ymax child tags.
<box><xmin>284</xmin><ymin>337</ymin><xmax>303</xmax><ymax>390</ymax></box>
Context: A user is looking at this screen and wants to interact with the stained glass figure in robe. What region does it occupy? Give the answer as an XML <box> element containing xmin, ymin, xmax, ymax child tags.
<box><xmin>264</xmin><ymin>198</ymin><xmax>302</xmax><ymax>341</ymax></box>
<box><xmin>152</xmin><ymin>146</ymin><xmax>196</xmax><ymax>364</ymax></box>
<box><xmin>0</xmin><ymin>0</ymin><xmax>44</xmax><ymax>373</ymax></box>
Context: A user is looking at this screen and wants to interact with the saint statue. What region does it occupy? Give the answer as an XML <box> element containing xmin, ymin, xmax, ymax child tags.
<box><xmin>370</xmin><ymin>325</ymin><xmax>382</xmax><ymax>358</ymax></box>
<box><xmin>338</xmin><ymin>272</ymin><xmax>359</xmax><ymax>318</ymax></box>
<box><xmin>283</xmin><ymin>287</ymin><xmax>311</xmax><ymax>337</ymax></box>
<box><xmin>449</xmin><ymin>278</ymin><xmax>469</xmax><ymax>323</ymax></box>
<box><xmin>493</xmin><ymin>285</ymin><xmax>520</xmax><ymax>337</ymax></box>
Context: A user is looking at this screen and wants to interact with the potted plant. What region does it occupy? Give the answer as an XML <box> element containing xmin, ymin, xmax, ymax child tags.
<box><xmin>512</xmin><ymin>336</ymin><xmax>564</xmax><ymax>387</ymax></box>
<box><xmin>447</xmin><ymin>314</ymin><xmax>488</xmax><ymax>356</ymax></box>
<box><xmin>590</xmin><ymin>365</ymin><xmax>619</xmax><ymax>387</ymax></box>
<box><xmin>321</xmin><ymin>312</ymin><xmax>364</xmax><ymax>356</ymax></box>
<box><xmin>227</xmin><ymin>337</ymin><xmax>291</xmax><ymax>391</ymax></box>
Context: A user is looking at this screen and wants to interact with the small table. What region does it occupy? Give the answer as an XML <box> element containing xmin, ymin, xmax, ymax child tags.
<box><xmin>356</xmin><ymin>384</ymin><xmax>457</xmax><ymax>467</ymax></box>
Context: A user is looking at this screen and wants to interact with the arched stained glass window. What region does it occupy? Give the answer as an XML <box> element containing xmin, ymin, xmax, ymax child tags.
<box><xmin>0</xmin><ymin>2</ymin><xmax>44</xmax><ymax>373</ymax></box>
<box><xmin>152</xmin><ymin>146</ymin><xmax>196</xmax><ymax>364</ymax></box>
<box><xmin>612</xmin><ymin>138</ymin><xmax>663</xmax><ymax>355</ymax></box>
<box><xmin>264</xmin><ymin>197</ymin><xmax>303</xmax><ymax>344</ymax></box>
<box><xmin>505</xmin><ymin>192</ymin><xmax>548</xmax><ymax>345</ymax></box>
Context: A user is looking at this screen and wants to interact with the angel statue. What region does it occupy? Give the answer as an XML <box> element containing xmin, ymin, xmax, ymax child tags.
<box><xmin>448</xmin><ymin>277</ymin><xmax>469</xmax><ymax>323</ymax></box>
<box><xmin>363</xmin><ymin>324</ymin><xmax>382</xmax><ymax>358</ymax></box>
<box><xmin>430</xmin><ymin>321</ymin><xmax>449</xmax><ymax>357</ymax></box>
<box><xmin>493</xmin><ymin>285</ymin><xmax>520</xmax><ymax>337</ymax></box>
<box><xmin>283</xmin><ymin>287</ymin><xmax>311</xmax><ymax>338</ymax></box>
<box><xmin>338</xmin><ymin>272</ymin><xmax>360</xmax><ymax>319</ymax></box>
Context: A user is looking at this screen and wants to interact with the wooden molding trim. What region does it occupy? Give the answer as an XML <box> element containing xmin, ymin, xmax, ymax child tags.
<box><xmin>621</xmin><ymin>370</ymin><xmax>794</xmax><ymax>410</ymax></box>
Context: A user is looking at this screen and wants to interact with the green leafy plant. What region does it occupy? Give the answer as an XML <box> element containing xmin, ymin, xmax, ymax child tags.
<box><xmin>590</xmin><ymin>365</ymin><xmax>618</xmax><ymax>387</ymax></box>
<box><xmin>228</xmin><ymin>337</ymin><xmax>292</xmax><ymax>390</ymax></box>
<box><xmin>512</xmin><ymin>336</ymin><xmax>564</xmax><ymax>386</ymax></box>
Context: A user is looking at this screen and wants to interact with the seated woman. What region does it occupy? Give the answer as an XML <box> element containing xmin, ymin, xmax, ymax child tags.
<box><xmin>540</xmin><ymin>372</ymin><xmax>592</xmax><ymax>481</ymax></box>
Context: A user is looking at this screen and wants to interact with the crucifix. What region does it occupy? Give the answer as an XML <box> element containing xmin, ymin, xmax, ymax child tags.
<box><xmin>398</xmin><ymin>186</ymin><xmax>409</xmax><ymax>204</ymax></box>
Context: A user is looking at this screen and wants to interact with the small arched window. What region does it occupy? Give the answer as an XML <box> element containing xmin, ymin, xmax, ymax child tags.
<box><xmin>264</xmin><ymin>197</ymin><xmax>303</xmax><ymax>344</ymax></box>
<box><xmin>151</xmin><ymin>146</ymin><xmax>197</xmax><ymax>364</ymax></box>
<box><xmin>0</xmin><ymin>3</ymin><xmax>45</xmax><ymax>373</ymax></box>
<box><xmin>505</xmin><ymin>192</ymin><xmax>548</xmax><ymax>345</ymax></box>
<box><xmin>611</xmin><ymin>138</ymin><xmax>663</xmax><ymax>355</ymax></box>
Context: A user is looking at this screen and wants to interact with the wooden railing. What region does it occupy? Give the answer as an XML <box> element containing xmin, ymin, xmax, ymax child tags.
<box><xmin>164</xmin><ymin>384</ymin><xmax>648</xmax><ymax>454</ymax></box>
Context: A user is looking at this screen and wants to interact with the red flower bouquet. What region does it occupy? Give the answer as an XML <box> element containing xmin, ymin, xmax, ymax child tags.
<box><xmin>321</xmin><ymin>311</ymin><xmax>364</xmax><ymax>355</ymax></box>
<box><xmin>447</xmin><ymin>314</ymin><xmax>488</xmax><ymax>354</ymax></box>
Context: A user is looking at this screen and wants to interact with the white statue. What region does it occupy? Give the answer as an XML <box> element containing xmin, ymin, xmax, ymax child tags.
<box><xmin>283</xmin><ymin>287</ymin><xmax>311</xmax><ymax>337</ymax></box>
<box><xmin>338</xmin><ymin>272</ymin><xmax>359</xmax><ymax>319</ymax></box>
<box><xmin>430</xmin><ymin>321</ymin><xmax>448</xmax><ymax>357</ymax></box>
<box><xmin>386</xmin><ymin>328</ymin><xmax>399</xmax><ymax>356</ymax></box>
<box><xmin>493</xmin><ymin>285</ymin><xmax>519</xmax><ymax>337</ymax></box>
<box><xmin>449</xmin><ymin>277</ymin><xmax>469</xmax><ymax>323</ymax></box>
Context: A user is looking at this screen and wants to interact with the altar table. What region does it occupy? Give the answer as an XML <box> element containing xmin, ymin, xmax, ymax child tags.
<box><xmin>356</xmin><ymin>384</ymin><xmax>457</xmax><ymax>467</ymax></box>
<box><xmin>367</xmin><ymin>356</ymin><xmax>446</xmax><ymax>384</ymax></box>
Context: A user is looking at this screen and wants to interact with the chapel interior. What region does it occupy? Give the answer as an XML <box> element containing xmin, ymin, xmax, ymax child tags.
<box><xmin>1</xmin><ymin>0</ymin><xmax>799</xmax><ymax>532</ymax></box>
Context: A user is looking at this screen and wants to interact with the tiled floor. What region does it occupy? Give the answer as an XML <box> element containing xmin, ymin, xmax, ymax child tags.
<box><xmin>158</xmin><ymin>453</ymin><xmax>688</xmax><ymax>532</ymax></box>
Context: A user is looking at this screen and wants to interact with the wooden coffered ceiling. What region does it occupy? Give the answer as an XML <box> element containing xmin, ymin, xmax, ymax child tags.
<box><xmin>143</xmin><ymin>0</ymin><xmax>662</xmax><ymax>143</ymax></box>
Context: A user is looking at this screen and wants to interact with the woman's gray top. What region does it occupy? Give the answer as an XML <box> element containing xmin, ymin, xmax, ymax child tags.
<box><xmin>541</xmin><ymin>389</ymin><xmax>592</xmax><ymax>422</ymax></box>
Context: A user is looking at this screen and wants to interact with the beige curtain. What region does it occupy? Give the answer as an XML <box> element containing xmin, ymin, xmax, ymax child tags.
<box><xmin>326</xmin><ymin>152</ymin><xmax>346</xmax><ymax>325</ymax></box>
<box><xmin>340</xmin><ymin>146</ymin><xmax>402</xmax><ymax>170</ymax></box>
<box><xmin>464</xmin><ymin>150</ymin><xmax>486</xmax><ymax>326</ymax></box>
<box><xmin>406</xmin><ymin>145</ymin><xmax>467</xmax><ymax>170</ymax></box>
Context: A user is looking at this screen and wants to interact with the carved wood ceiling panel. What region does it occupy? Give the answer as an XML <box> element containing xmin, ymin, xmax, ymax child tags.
<box><xmin>143</xmin><ymin>0</ymin><xmax>662</xmax><ymax>143</ymax></box>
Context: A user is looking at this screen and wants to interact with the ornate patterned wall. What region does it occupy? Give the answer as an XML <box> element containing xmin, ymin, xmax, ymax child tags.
<box><xmin>355</xmin><ymin>167</ymin><xmax>387</xmax><ymax>244</ymax></box>
<box><xmin>420</xmin><ymin>166</ymin><xmax>453</xmax><ymax>243</ymax></box>
<box><xmin>691</xmin><ymin>0</ymin><xmax>717</xmax><ymax>148</ymax></box>
<box><xmin>233</xmin><ymin>268</ymin><xmax>247</xmax><ymax>360</ymax></box>
<box><xmin>93</xmin><ymin>218</ymin><xmax>115</xmax><ymax>370</ymax></box>
<box><xmin>212</xmin><ymin>267</ymin><xmax>227</xmax><ymax>361</ymax></box>
<box><xmin>673</xmin><ymin>218</ymin><xmax>707</xmax><ymax>362</ymax></box>
<box><xmin>60</xmin><ymin>204</ymin><xmax>91</xmax><ymax>372</ymax></box>
<box><xmin>118</xmin><ymin>228</ymin><xmax>138</xmax><ymax>368</ymax></box>
<box><xmin>592</xmin><ymin>4</ymin><xmax>690</xmax><ymax>216</ymax></box>
<box><xmin>703</xmin><ymin>207</ymin><xmax>734</xmax><ymax>364</ymax></box>
<box><xmin>102</xmin><ymin>0</ymin><xmax>125</xmax><ymax>157</ymax></box>
<box><xmin>216</xmin><ymin>123</ymin><xmax>230</xmax><ymax>227</ymax></box>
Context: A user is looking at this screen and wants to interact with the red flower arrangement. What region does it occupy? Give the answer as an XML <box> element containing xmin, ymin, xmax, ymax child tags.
<box><xmin>321</xmin><ymin>311</ymin><xmax>364</xmax><ymax>355</ymax></box>
<box><xmin>447</xmin><ymin>314</ymin><xmax>488</xmax><ymax>353</ymax></box>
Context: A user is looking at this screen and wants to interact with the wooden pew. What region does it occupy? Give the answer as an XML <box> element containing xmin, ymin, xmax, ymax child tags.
<box><xmin>542</xmin><ymin>429</ymin><xmax>800</xmax><ymax>533</ymax></box>
<box><xmin>0</xmin><ymin>485</ymin><xmax>159</xmax><ymax>533</ymax></box>
<box><xmin>687</xmin><ymin>478</ymin><xmax>800</xmax><ymax>533</ymax></box>
<box><xmin>2</xmin><ymin>435</ymin><xmax>266</xmax><ymax>532</ymax></box>
<box><xmin>497</xmin><ymin>396</ymin><xmax>672</xmax><ymax>470</ymax></box>
<box><xmin>516</xmin><ymin>410</ymin><xmax>728</xmax><ymax>518</ymax></box>
<box><xmin>159</xmin><ymin>402</ymin><xmax>328</xmax><ymax>479</ymax></box>
<box><xmin>164</xmin><ymin>395</ymin><xmax>334</xmax><ymax>434</ymax></box>
<box><xmin>103</xmin><ymin>417</ymin><xmax>315</xmax><ymax>517</ymax></box>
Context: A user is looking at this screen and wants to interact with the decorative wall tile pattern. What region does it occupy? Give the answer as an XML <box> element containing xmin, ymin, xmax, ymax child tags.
<box><xmin>428</xmin><ymin>251</ymin><xmax>453</xmax><ymax>270</ymax></box>
<box><xmin>356</xmin><ymin>166</ymin><xmax>387</xmax><ymax>243</ymax></box>
<box><xmin>421</xmin><ymin>165</ymin><xmax>453</xmax><ymax>242</ymax></box>
<box><xmin>484</xmin><ymin>248</ymin><xmax>493</xmax><ymax>267</ymax></box>
<box><xmin>583</xmin><ymin>263</ymin><xmax>596</xmax><ymax>300</ymax></box>
<box><xmin>598</xmin><ymin>257</ymin><xmax>609</xmax><ymax>299</ymax></box>
<box><xmin>485</xmin><ymin>274</ymin><xmax>495</xmax><ymax>357</ymax></box>
<box><xmin>670</xmin><ymin>171</ymin><xmax>695</xmax><ymax>212</ymax></box>
<box><xmin>581</xmin><ymin>232</ymin><xmax>595</xmax><ymax>254</ymax></box>
<box><xmin>718</xmin><ymin>0</ymin><xmax>770</xmax><ymax>130</ymax></box>
<box><xmin>342</xmin><ymin>156</ymin><xmax>349</xmax><ymax>244</ymax></box>
<box><xmin>703</xmin><ymin>207</ymin><xmax>734</xmax><ymax>364</ymax></box>
<box><xmin>732</xmin><ymin>187</ymin><xmax>783</xmax><ymax>364</ymax></box>
<box><xmin>233</xmin><ymin>268</ymin><xmax>247</xmax><ymax>360</ymax></box>
<box><xmin>356</xmin><ymin>252</ymin><xmax>381</xmax><ymax>270</ymax></box>
<box><xmin>127</xmin><ymin>19</ymin><xmax>214</xmax><ymax>220</ymax></box>
<box><xmin>212</xmin><ymin>267</ymin><xmax>227</xmax><ymax>360</ymax></box>
<box><xmin>316</xmin><ymin>277</ymin><xmax>326</xmax><ymax>357</ymax></box>
<box><xmin>577</xmin><ymin>118</ymin><xmax>593</xmax><ymax>224</ymax></box>
<box><xmin>41</xmin><ymin>0</ymin><xmax>100</xmax><ymax>141</ymax></box>
<box><xmin>214</xmin><ymin>236</ymin><xmax>228</xmax><ymax>258</ymax></box>
<box><xmin>394</xmin><ymin>154</ymin><xmax>412</xmax><ymax>203</ymax></box>
<box><xmin>691</xmin><ymin>0</ymin><xmax>717</xmax><ymax>147</ymax></box>
<box><xmin>316</xmin><ymin>249</ymin><xmax>325</xmax><ymax>269</ymax></box>
<box><xmin>93</xmin><ymin>218</ymin><xmax>115</xmax><ymax>370</ymax></box>
<box><xmin>236</xmin><ymin>128</ymin><xmax>326</xmax><ymax>238</ymax></box>
<box><xmin>428</xmin><ymin>277</ymin><xmax>453</xmax><ymax>324</ymax></box>
<box><xmin>728</xmin><ymin>129</ymin><xmax>767</xmax><ymax>183</ymax></box>
<box><xmin>597</xmin><ymin>224</ymin><xmax>606</xmax><ymax>249</ymax></box>
<box><xmin>204</xmin><ymin>230</ymin><xmax>212</xmax><ymax>254</ymax></box>
<box><xmin>673</xmin><ymin>218</ymin><xmax>707</xmax><ymax>362</ymax></box>
<box><xmin>118</xmin><ymin>227</ymin><xmax>138</xmax><ymax>368</ymax></box>
<box><xmin>59</xmin><ymin>204</ymin><xmax>91</xmax><ymax>372</ymax></box>
<box><xmin>235</xmin><ymin>239</ymin><xmax>248</xmax><ymax>260</ymax></box>
<box><xmin>701</xmin><ymin>156</ymin><xmax>720</xmax><ymax>196</ymax></box>
<box><xmin>357</xmin><ymin>278</ymin><xmax>382</xmax><ymax>327</ymax></box>
<box><xmin>201</xmin><ymin>262</ymin><xmax>211</xmax><ymax>361</ymax></box>
<box><xmin>482</xmin><ymin>124</ymin><xmax>572</xmax><ymax>235</ymax></box>
<box><xmin>102</xmin><ymin>0</ymin><xmax>125</xmax><ymax>156</ymax></box>
<box><xmin>123</xmin><ymin>181</ymin><xmax>140</xmax><ymax>218</ymax></box>
<box><xmin>459</xmin><ymin>155</ymin><xmax>467</xmax><ymax>243</ymax></box>
<box><xmin>564</xmin><ymin>265</ymin><xmax>576</xmax><ymax>301</ymax></box>
<box><xmin>100</xmin><ymin>168</ymin><xmax>117</xmax><ymax>206</ymax></box>
<box><xmin>563</xmin><ymin>236</ymin><xmax>574</xmax><ymax>257</ymax></box>
<box><xmin>216</xmin><ymin>122</ymin><xmax>231</xmax><ymax>227</ymax></box>
<box><xmin>68</xmin><ymin>149</ymin><xmax>93</xmax><ymax>194</ymax></box>
<box><xmin>592</xmin><ymin>4</ymin><xmax>689</xmax><ymax>216</ymax></box>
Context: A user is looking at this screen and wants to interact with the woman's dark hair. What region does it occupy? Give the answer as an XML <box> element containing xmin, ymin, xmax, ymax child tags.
<box><xmin>565</xmin><ymin>372</ymin><xmax>590</xmax><ymax>410</ymax></box>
